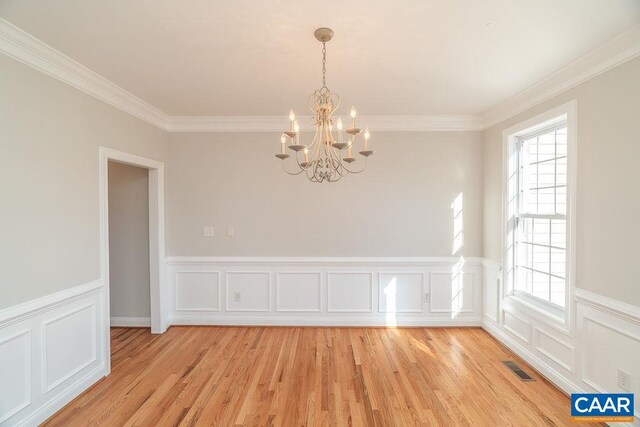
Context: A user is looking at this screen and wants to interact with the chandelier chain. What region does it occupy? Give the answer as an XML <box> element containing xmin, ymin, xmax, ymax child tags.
<box><xmin>322</xmin><ymin>42</ymin><xmax>327</xmax><ymax>88</ymax></box>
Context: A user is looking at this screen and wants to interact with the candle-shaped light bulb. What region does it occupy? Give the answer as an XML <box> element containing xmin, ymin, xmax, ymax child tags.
<box><xmin>280</xmin><ymin>134</ymin><xmax>286</xmax><ymax>154</ymax></box>
<box><xmin>350</xmin><ymin>106</ymin><xmax>357</xmax><ymax>128</ymax></box>
<box><xmin>337</xmin><ymin>118</ymin><xmax>343</xmax><ymax>130</ymax></box>
<box><xmin>289</xmin><ymin>109</ymin><xmax>295</xmax><ymax>131</ymax></box>
<box><xmin>364</xmin><ymin>128</ymin><xmax>370</xmax><ymax>150</ymax></box>
<box><xmin>294</xmin><ymin>120</ymin><xmax>300</xmax><ymax>144</ymax></box>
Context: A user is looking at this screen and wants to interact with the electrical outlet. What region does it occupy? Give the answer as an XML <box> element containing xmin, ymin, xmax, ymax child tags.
<box><xmin>203</xmin><ymin>226</ymin><xmax>214</xmax><ymax>237</ymax></box>
<box><xmin>424</xmin><ymin>292</ymin><xmax>430</xmax><ymax>303</ymax></box>
<box><xmin>618</xmin><ymin>369</ymin><xmax>631</xmax><ymax>391</ymax></box>
<box><xmin>234</xmin><ymin>291</ymin><xmax>241</xmax><ymax>303</ymax></box>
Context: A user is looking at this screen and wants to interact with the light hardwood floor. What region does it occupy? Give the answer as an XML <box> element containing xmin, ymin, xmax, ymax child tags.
<box><xmin>43</xmin><ymin>327</ymin><xmax>599</xmax><ymax>426</ymax></box>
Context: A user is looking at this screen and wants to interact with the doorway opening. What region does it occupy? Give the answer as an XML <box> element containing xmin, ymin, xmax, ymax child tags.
<box><xmin>108</xmin><ymin>161</ymin><xmax>151</xmax><ymax>328</ymax></box>
<box><xmin>99</xmin><ymin>147</ymin><xmax>166</xmax><ymax>375</ymax></box>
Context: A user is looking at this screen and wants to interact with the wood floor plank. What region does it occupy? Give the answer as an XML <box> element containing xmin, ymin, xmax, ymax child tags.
<box><xmin>42</xmin><ymin>326</ymin><xmax>601</xmax><ymax>427</ymax></box>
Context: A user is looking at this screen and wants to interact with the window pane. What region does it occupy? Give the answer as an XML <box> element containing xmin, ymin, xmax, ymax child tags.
<box><xmin>531</xmin><ymin>271</ymin><xmax>550</xmax><ymax>301</ymax></box>
<box><xmin>551</xmin><ymin>248</ymin><xmax>566</xmax><ymax>278</ymax></box>
<box><xmin>550</xmin><ymin>277</ymin><xmax>565</xmax><ymax>307</ymax></box>
<box><xmin>550</xmin><ymin>219</ymin><xmax>566</xmax><ymax>248</ymax></box>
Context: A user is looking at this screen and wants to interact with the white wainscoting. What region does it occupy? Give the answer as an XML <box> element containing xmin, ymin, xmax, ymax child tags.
<box><xmin>166</xmin><ymin>257</ymin><xmax>484</xmax><ymax>327</ymax></box>
<box><xmin>0</xmin><ymin>280</ymin><xmax>106</xmax><ymax>426</ymax></box>
<box><xmin>482</xmin><ymin>262</ymin><xmax>640</xmax><ymax>424</ymax></box>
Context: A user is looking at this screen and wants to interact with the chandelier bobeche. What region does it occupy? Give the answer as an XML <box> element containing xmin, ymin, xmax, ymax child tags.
<box><xmin>275</xmin><ymin>28</ymin><xmax>373</xmax><ymax>183</ymax></box>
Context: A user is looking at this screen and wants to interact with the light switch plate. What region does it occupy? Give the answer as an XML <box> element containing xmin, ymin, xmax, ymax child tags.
<box><xmin>203</xmin><ymin>226</ymin><xmax>214</xmax><ymax>237</ymax></box>
<box><xmin>227</xmin><ymin>226</ymin><xmax>234</xmax><ymax>237</ymax></box>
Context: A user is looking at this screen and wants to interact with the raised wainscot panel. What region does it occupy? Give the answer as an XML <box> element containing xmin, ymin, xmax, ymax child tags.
<box><xmin>533</xmin><ymin>327</ymin><xmax>574</xmax><ymax>372</ymax></box>
<box><xmin>430</xmin><ymin>271</ymin><xmax>474</xmax><ymax>313</ymax></box>
<box><xmin>276</xmin><ymin>272</ymin><xmax>322</xmax><ymax>312</ymax></box>
<box><xmin>583</xmin><ymin>315</ymin><xmax>640</xmax><ymax>398</ymax></box>
<box><xmin>175</xmin><ymin>271</ymin><xmax>220</xmax><ymax>311</ymax></box>
<box><xmin>378</xmin><ymin>272</ymin><xmax>424</xmax><ymax>313</ymax></box>
<box><xmin>0</xmin><ymin>329</ymin><xmax>31</xmax><ymax>424</ymax></box>
<box><xmin>483</xmin><ymin>273</ymin><xmax>499</xmax><ymax>322</ymax></box>
<box><xmin>43</xmin><ymin>304</ymin><xmax>97</xmax><ymax>393</ymax></box>
<box><xmin>226</xmin><ymin>272</ymin><xmax>271</xmax><ymax>312</ymax></box>
<box><xmin>502</xmin><ymin>310</ymin><xmax>531</xmax><ymax>343</ymax></box>
<box><xmin>327</xmin><ymin>272</ymin><xmax>374</xmax><ymax>313</ymax></box>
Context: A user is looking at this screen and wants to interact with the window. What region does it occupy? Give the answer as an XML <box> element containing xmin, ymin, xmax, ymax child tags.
<box><xmin>516</xmin><ymin>124</ymin><xmax>567</xmax><ymax>306</ymax></box>
<box><xmin>504</xmin><ymin>103</ymin><xmax>575</xmax><ymax>318</ymax></box>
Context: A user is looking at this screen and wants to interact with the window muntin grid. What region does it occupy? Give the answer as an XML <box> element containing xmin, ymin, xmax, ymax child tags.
<box><xmin>514</xmin><ymin>124</ymin><xmax>567</xmax><ymax>308</ymax></box>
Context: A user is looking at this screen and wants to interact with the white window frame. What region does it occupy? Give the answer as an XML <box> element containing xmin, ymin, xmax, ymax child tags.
<box><xmin>501</xmin><ymin>101</ymin><xmax>577</xmax><ymax>333</ymax></box>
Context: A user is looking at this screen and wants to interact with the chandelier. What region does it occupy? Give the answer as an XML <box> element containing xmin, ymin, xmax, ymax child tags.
<box><xmin>275</xmin><ymin>27</ymin><xmax>373</xmax><ymax>183</ymax></box>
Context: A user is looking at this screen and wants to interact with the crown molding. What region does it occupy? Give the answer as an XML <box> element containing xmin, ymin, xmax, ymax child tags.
<box><xmin>481</xmin><ymin>24</ymin><xmax>640</xmax><ymax>129</ymax></box>
<box><xmin>2</xmin><ymin>18</ymin><xmax>640</xmax><ymax>133</ymax></box>
<box><xmin>0</xmin><ymin>18</ymin><xmax>169</xmax><ymax>130</ymax></box>
<box><xmin>166</xmin><ymin>114</ymin><xmax>483</xmax><ymax>132</ymax></box>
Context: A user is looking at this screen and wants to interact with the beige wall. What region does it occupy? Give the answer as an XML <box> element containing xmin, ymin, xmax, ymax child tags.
<box><xmin>108</xmin><ymin>162</ymin><xmax>150</xmax><ymax>318</ymax></box>
<box><xmin>0</xmin><ymin>55</ymin><xmax>169</xmax><ymax>309</ymax></box>
<box><xmin>167</xmin><ymin>131</ymin><xmax>483</xmax><ymax>257</ymax></box>
<box><xmin>483</xmin><ymin>56</ymin><xmax>640</xmax><ymax>306</ymax></box>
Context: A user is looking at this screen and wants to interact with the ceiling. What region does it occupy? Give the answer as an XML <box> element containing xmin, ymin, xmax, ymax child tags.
<box><xmin>1</xmin><ymin>0</ymin><xmax>639</xmax><ymax>117</ymax></box>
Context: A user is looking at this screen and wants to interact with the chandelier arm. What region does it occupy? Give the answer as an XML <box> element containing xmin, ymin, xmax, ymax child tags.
<box><xmin>330</xmin><ymin>93</ymin><xmax>341</xmax><ymax>116</ymax></box>
<box><xmin>341</xmin><ymin>156</ymin><xmax>369</xmax><ymax>174</ymax></box>
<box><xmin>281</xmin><ymin>160</ymin><xmax>306</xmax><ymax>175</ymax></box>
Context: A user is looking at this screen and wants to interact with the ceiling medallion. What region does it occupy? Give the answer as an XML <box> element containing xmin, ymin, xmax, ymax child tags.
<box><xmin>275</xmin><ymin>27</ymin><xmax>373</xmax><ymax>183</ymax></box>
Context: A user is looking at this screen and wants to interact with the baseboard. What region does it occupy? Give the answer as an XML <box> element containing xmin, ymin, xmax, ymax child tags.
<box><xmin>482</xmin><ymin>320</ymin><xmax>584</xmax><ymax>396</ymax></box>
<box><xmin>110</xmin><ymin>316</ymin><xmax>151</xmax><ymax>327</ymax></box>
<box><xmin>170</xmin><ymin>316</ymin><xmax>483</xmax><ymax>327</ymax></box>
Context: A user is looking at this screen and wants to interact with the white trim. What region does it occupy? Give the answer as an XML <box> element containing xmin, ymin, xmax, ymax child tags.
<box><xmin>501</xmin><ymin>309</ymin><xmax>532</xmax><ymax>343</ymax></box>
<box><xmin>0</xmin><ymin>18</ymin><xmax>168</xmax><ymax>130</ymax></box>
<box><xmin>482</xmin><ymin>320</ymin><xmax>584</xmax><ymax>395</ymax></box>
<box><xmin>166</xmin><ymin>256</ymin><xmax>482</xmax><ymax>266</ymax></box>
<box><xmin>377</xmin><ymin>271</ymin><xmax>426</xmax><ymax>313</ymax></box>
<box><xmin>575</xmin><ymin>288</ymin><xmax>640</xmax><ymax>326</ymax></box>
<box><xmin>42</xmin><ymin>303</ymin><xmax>98</xmax><ymax>393</ymax></box>
<box><xmin>0</xmin><ymin>329</ymin><xmax>31</xmax><ymax>423</ymax></box>
<box><xmin>0</xmin><ymin>280</ymin><xmax>103</xmax><ymax>327</ymax></box>
<box><xmin>99</xmin><ymin>147</ymin><xmax>167</xmax><ymax>376</ymax></box>
<box><xmin>224</xmin><ymin>271</ymin><xmax>272</xmax><ymax>312</ymax></box>
<box><xmin>326</xmin><ymin>272</ymin><xmax>375</xmax><ymax>313</ymax></box>
<box><xmin>173</xmin><ymin>270</ymin><xmax>222</xmax><ymax>312</ymax></box>
<box><xmin>166</xmin><ymin>115</ymin><xmax>484</xmax><ymax>132</ymax></box>
<box><xmin>532</xmin><ymin>327</ymin><xmax>575</xmax><ymax>373</ymax></box>
<box><xmin>428</xmin><ymin>271</ymin><xmax>475</xmax><ymax>314</ymax></box>
<box><xmin>109</xmin><ymin>317</ymin><xmax>151</xmax><ymax>327</ymax></box>
<box><xmin>482</xmin><ymin>24</ymin><xmax>640</xmax><ymax>128</ymax></box>
<box><xmin>275</xmin><ymin>272</ymin><xmax>323</xmax><ymax>313</ymax></box>
<box><xmin>170</xmin><ymin>316</ymin><xmax>482</xmax><ymax>327</ymax></box>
